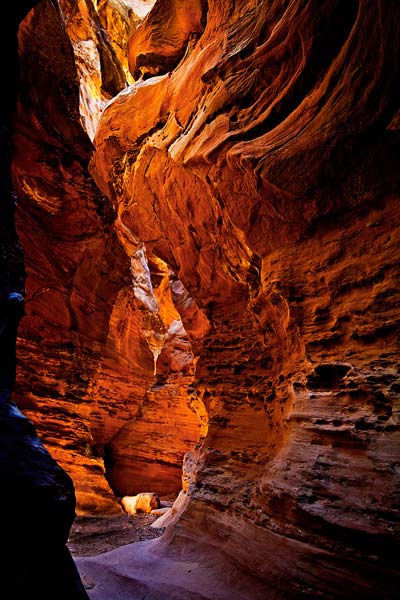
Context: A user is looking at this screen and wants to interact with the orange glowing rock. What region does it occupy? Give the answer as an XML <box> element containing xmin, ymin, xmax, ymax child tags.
<box><xmin>12</xmin><ymin>0</ymin><xmax>203</xmax><ymax>515</ymax></box>
<box><xmin>128</xmin><ymin>0</ymin><xmax>206</xmax><ymax>79</ymax></box>
<box><xmin>10</xmin><ymin>0</ymin><xmax>400</xmax><ymax>597</ymax></box>
<box><xmin>121</xmin><ymin>492</ymin><xmax>160</xmax><ymax>514</ymax></box>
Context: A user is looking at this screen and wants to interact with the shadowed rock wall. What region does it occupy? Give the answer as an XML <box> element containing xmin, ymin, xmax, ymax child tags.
<box><xmin>0</xmin><ymin>2</ymin><xmax>88</xmax><ymax>598</ymax></box>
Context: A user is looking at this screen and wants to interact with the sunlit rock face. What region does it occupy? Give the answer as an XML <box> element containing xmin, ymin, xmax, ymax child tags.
<box><xmin>13</xmin><ymin>0</ymin><xmax>129</xmax><ymax>514</ymax></box>
<box><xmin>91</xmin><ymin>0</ymin><xmax>400</xmax><ymax>596</ymax></box>
<box><xmin>58</xmin><ymin>0</ymin><xmax>125</xmax><ymax>140</ymax></box>
<box><xmin>12</xmin><ymin>0</ymin><xmax>201</xmax><ymax>514</ymax></box>
<box><xmin>128</xmin><ymin>0</ymin><xmax>207</xmax><ymax>79</ymax></box>
<box><xmin>88</xmin><ymin>254</ymin><xmax>204</xmax><ymax>498</ymax></box>
<box><xmin>97</xmin><ymin>0</ymin><xmax>156</xmax><ymax>84</ymax></box>
<box><xmin>43</xmin><ymin>0</ymin><xmax>156</xmax><ymax>140</ymax></box>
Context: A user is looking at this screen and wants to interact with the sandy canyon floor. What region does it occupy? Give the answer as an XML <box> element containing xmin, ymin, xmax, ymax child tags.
<box><xmin>68</xmin><ymin>513</ymin><xmax>165</xmax><ymax>557</ymax></box>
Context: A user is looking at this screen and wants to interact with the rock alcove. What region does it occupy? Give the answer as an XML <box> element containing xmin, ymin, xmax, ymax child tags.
<box><xmin>1</xmin><ymin>0</ymin><xmax>399</xmax><ymax>598</ymax></box>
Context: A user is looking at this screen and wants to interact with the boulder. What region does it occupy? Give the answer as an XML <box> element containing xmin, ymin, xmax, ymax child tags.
<box><xmin>121</xmin><ymin>492</ymin><xmax>160</xmax><ymax>514</ymax></box>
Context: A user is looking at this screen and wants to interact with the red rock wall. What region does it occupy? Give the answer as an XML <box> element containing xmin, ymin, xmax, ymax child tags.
<box><xmin>9</xmin><ymin>0</ymin><xmax>400</xmax><ymax>595</ymax></box>
<box><xmin>0</xmin><ymin>3</ymin><xmax>89</xmax><ymax>598</ymax></box>
<box><xmin>97</xmin><ymin>0</ymin><xmax>156</xmax><ymax>84</ymax></box>
<box><xmin>12</xmin><ymin>0</ymin><xmax>201</xmax><ymax>514</ymax></box>
<box><xmin>89</xmin><ymin>0</ymin><xmax>400</xmax><ymax>595</ymax></box>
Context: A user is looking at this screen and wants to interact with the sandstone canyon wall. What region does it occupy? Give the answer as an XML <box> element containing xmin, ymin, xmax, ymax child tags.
<box><xmin>89</xmin><ymin>0</ymin><xmax>400</xmax><ymax>596</ymax></box>
<box><xmin>7</xmin><ymin>0</ymin><xmax>400</xmax><ymax>598</ymax></box>
<box><xmin>0</xmin><ymin>2</ymin><xmax>88</xmax><ymax>598</ymax></box>
<box><xmin>12</xmin><ymin>0</ymin><xmax>202</xmax><ymax>514</ymax></box>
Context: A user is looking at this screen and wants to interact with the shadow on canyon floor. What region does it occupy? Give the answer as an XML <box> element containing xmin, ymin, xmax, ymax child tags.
<box><xmin>68</xmin><ymin>513</ymin><xmax>165</xmax><ymax>557</ymax></box>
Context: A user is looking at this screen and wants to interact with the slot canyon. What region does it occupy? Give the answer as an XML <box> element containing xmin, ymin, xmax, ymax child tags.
<box><xmin>0</xmin><ymin>0</ymin><xmax>399</xmax><ymax>598</ymax></box>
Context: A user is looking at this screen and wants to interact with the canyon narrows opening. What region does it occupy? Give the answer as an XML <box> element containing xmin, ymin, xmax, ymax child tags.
<box><xmin>2</xmin><ymin>0</ymin><xmax>399</xmax><ymax>599</ymax></box>
<box><xmin>13</xmin><ymin>0</ymin><xmax>203</xmax><ymax>522</ymax></box>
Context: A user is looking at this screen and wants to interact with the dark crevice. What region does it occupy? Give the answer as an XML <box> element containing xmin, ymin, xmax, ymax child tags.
<box><xmin>307</xmin><ymin>364</ymin><xmax>351</xmax><ymax>390</ymax></box>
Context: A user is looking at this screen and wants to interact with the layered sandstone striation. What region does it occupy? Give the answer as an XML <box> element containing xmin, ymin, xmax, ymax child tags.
<box><xmin>12</xmin><ymin>0</ymin><xmax>201</xmax><ymax>514</ymax></box>
<box><xmin>97</xmin><ymin>0</ymin><xmax>156</xmax><ymax>84</ymax></box>
<box><xmin>127</xmin><ymin>0</ymin><xmax>207</xmax><ymax>79</ymax></box>
<box><xmin>0</xmin><ymin>2</ymin><xmax>89</xmax><ymax>598</ymax></box>
<box><xmin>86</xmin><ymin>0</ymin><xmax>400</xmax><ymax>596</ymax></box>
<box><xmin>6</xmin><ymin>0</ymin><xmax>400</xmax><ymax>597</ymax></box>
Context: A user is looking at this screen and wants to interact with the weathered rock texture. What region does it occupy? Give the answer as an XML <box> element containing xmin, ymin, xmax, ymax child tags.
<box><xmin>7</xmin><ymin>0</ymin><xmax>400</xmax><ymax>597</ymax></box>
<box><xmin>13</xmin><ymin>0</ymin><xmax>128</xmax><ymax>514</ymax></box>
<box><xmin>12</xmin><ymin>0</ymin><xmax>201</xmax><ymax>514</ymax></box>
<box><xmin>85</xmin><ymin>0</ymin><xmax>400</xmax><ymax>597</ymax></box>
<box><xmin>98</xmin><ymin>0</ymin><xmax>156</xmax><ymax>84</ymax></box>
<box><xmin>127</xmin><ymin>0</ymin><xmax>207</xmax><ymax>79</ymax></box>
<box><xmin>0</xmin><ymin>2</ymin><xmax>88</xmax><ymax>598</ymax></box>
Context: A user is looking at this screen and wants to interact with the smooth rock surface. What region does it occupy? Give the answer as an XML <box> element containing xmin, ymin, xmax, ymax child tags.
<box><xmin>0</xmin><ymin>401</ymin><xmax>89</xmax><ymax>599</ymax></box>
<box><xmin>121</xmin><ymin>491</ymin><xmax>160</xmax><ymax>514</ymax></box>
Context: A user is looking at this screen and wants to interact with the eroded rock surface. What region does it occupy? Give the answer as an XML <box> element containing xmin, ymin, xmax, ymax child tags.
<box><xmin>97</xmin><ymin>0</ymin><xmax>156</xmax><ymax>84</ymax></box>
<box><xmin>0</xmin><ymin>3</ymin><xmax>88</xmax><ymax>597</ymax></box>
<box><xmin>87</xmin><ymin>0</ymin><xmax>400</xmax><ymax>596</ymax></box>
<box><xmin>7</xmin><ymin>0</ymin><xmax>400</xmax><ymax>597</ymax></box>
<box><xmin>12</xmin><ymin>0</ymin><xmax>202</xmax><ymax>514</ymax></box>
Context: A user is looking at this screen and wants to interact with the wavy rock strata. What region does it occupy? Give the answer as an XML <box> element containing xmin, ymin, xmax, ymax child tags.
<box><xmin>13</xmin><ymin>0</ymin><xmax>201</xmax><ymax>514</ymax></box>
<box><xmin>0</xmin><ymin>2</ymin><xmax>88</xmax><ymax>598</ymax></box>
<box><xmin>85</xmin><ymin>0</ymin><xmax>400</xmax><ymax>597</ymax></box>
<box><xmin>6</xmin><ymin>0</ymin><xmax>400</xmax><ymax>597</ymax></box>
